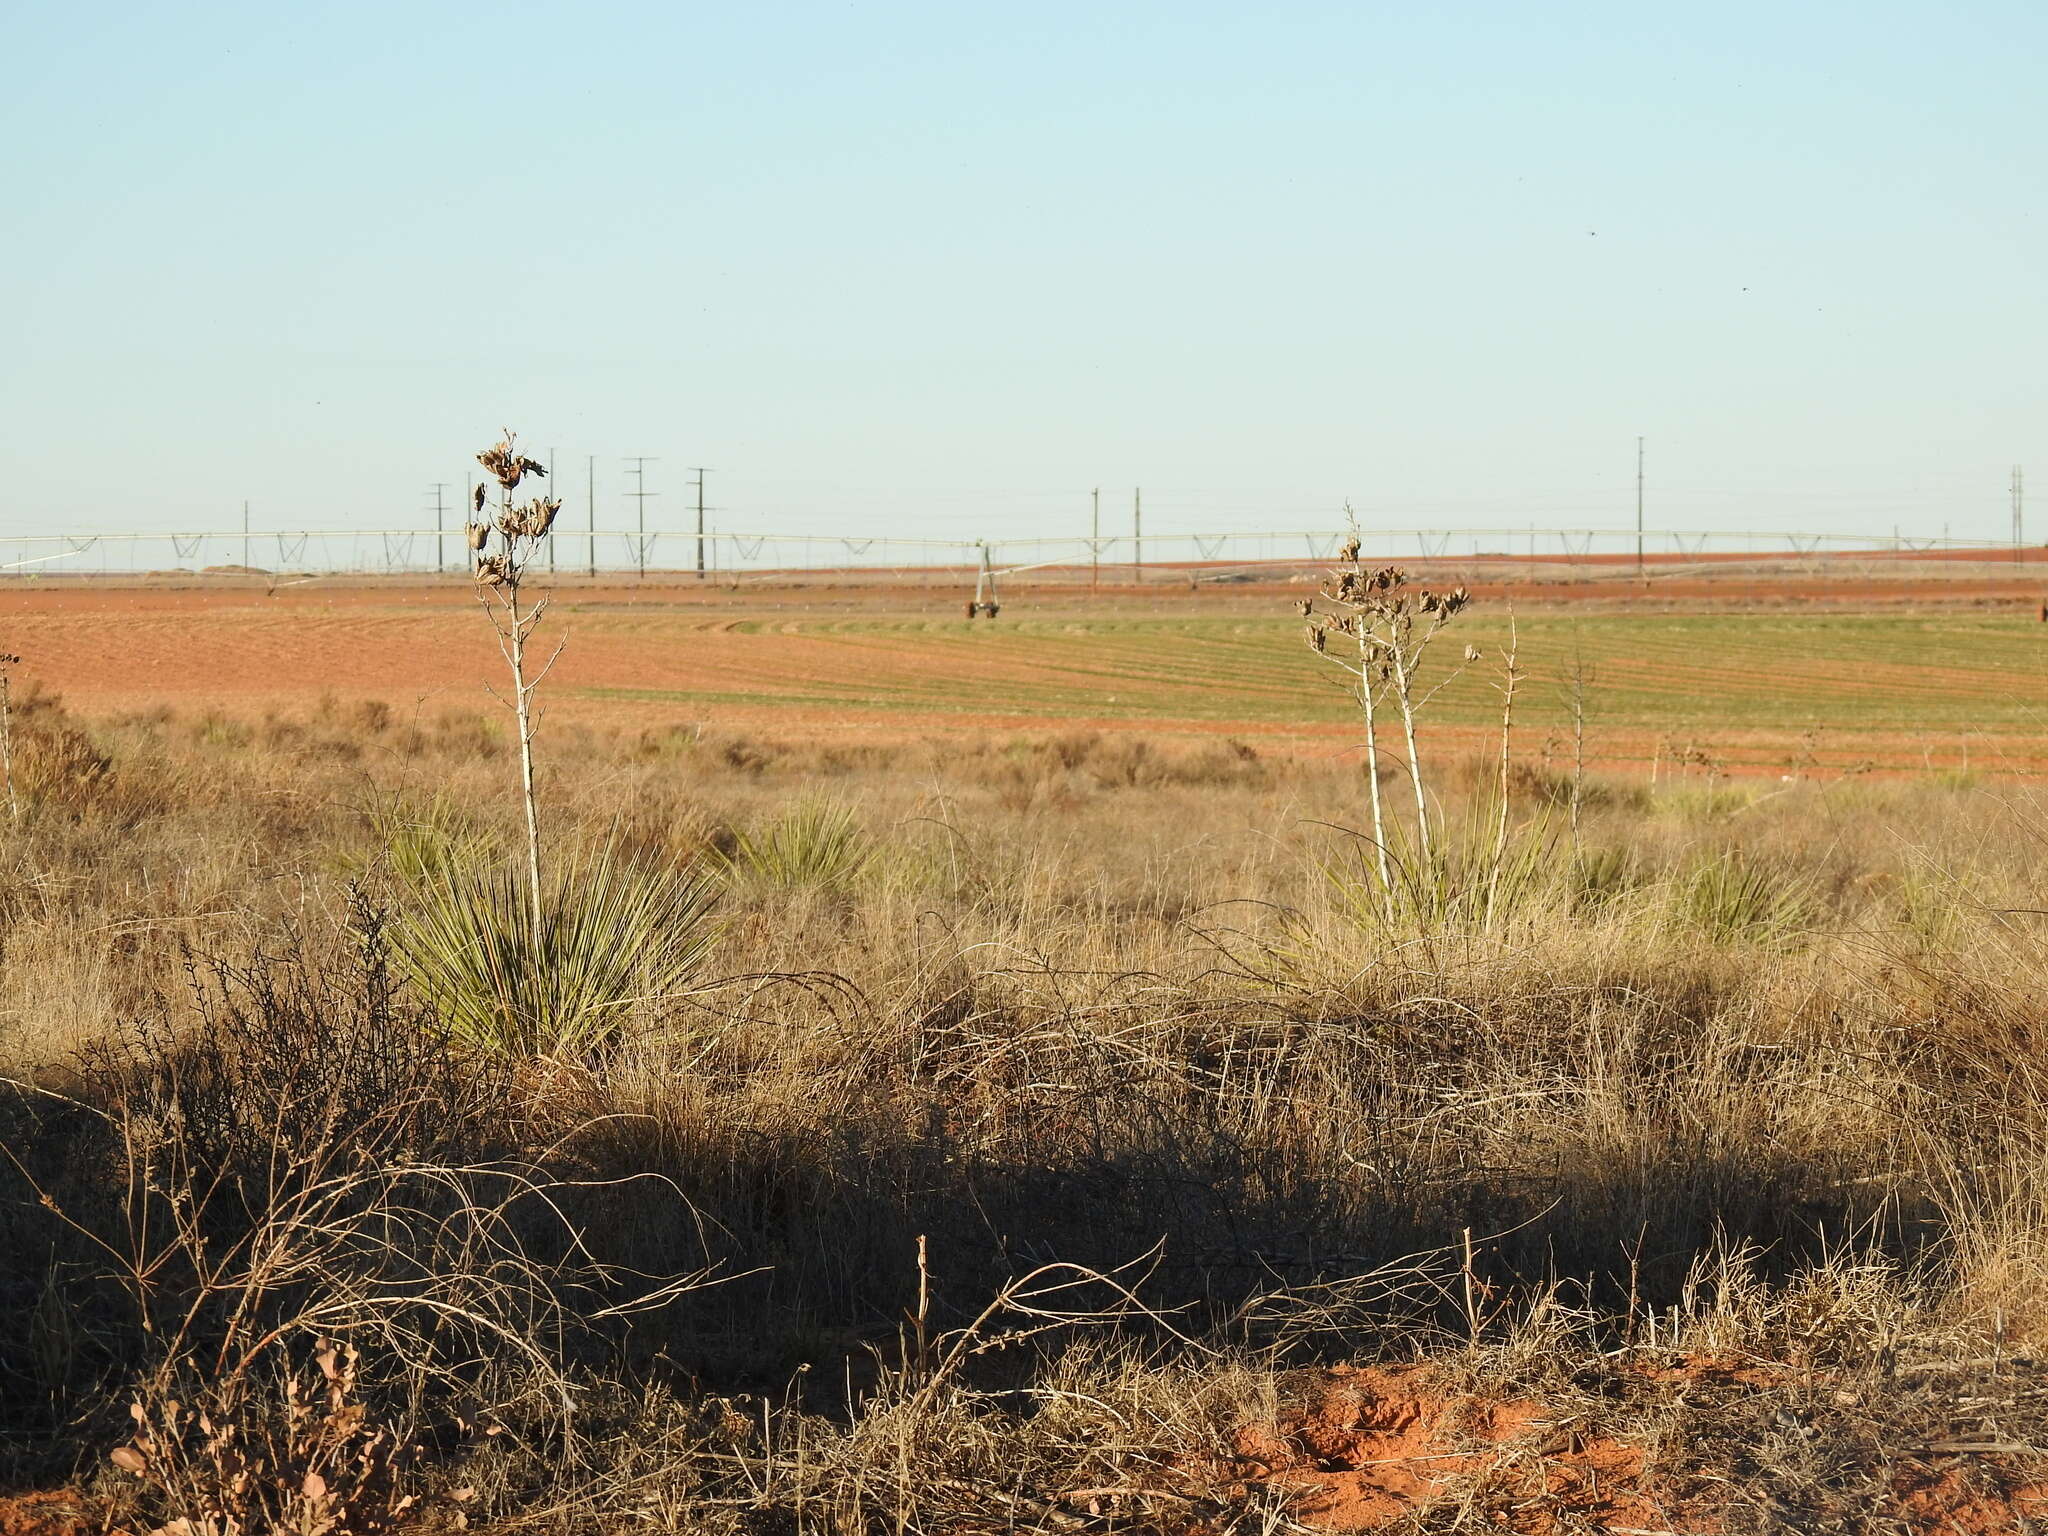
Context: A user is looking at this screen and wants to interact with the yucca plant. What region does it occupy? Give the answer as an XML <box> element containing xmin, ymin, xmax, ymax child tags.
<box><xmin>1670</xmin><ymin>849</ymin><xmax>1814</xmax><ymax>948</ymax></box>
<box><xmin>1322</xmin><ymin>802</ymin><xmax>1558</xmax><ymax>937</ymax></box>
<box><xmin>711</xmin><ymin>797</ymin><xmax>874</xmax><ymax>891</ymax></box>
<box><xmin>1570</xmin><ymin>844</ymin><xmax>1651</xmax><ymax>912</ymax></box>
<box><xmin>345</xmin><ymin>792</ymin><xmax>497</xmax><ymax>887</ymax></box>
<box><xmin>391</xmin><ymin>844</ymin><xmax>719</xmax><ymax>1058</ymax></box>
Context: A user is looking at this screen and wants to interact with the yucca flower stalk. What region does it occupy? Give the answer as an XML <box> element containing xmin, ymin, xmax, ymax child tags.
<box><xmin>470</xmin><ymin>430</ymin><xmax>562</xmax><ymax>934</ymax></box>
<box><xmin>0</xmin><ymin>651</ymin><xmax>17</xmax><ymax>824</ymax></box>
<box><xmin>1300</xmin><ymin>520</ymin><xmax>1473</xmax><ymax>918</ymax></box>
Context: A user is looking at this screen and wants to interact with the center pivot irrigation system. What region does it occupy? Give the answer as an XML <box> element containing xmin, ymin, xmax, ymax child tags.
<box><xmin>0</xmin><ymin>523</ymin><xmax>2039</xmax><ymax>586</ymax></box>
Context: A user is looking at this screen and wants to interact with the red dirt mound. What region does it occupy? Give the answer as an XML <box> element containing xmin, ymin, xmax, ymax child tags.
<box><xmin>1219</xmin><ymin>1360</ymin><xmax>2048</xmax><ymax>1534</ymax></box>
<box><xmin>1894</xmin><ymin>1466</ymin><xmax>2048</xmax><ymax>1536</ymax></box>
<box><xmin>1220</xmin><ymin>1363</ymin><xmax>1675</xmax><ymax>1532</ymax></box>
<box><xmin>0</xmin><ymin>1493</ymin><xmax>115</xmax><ymax>1536</ymax></box>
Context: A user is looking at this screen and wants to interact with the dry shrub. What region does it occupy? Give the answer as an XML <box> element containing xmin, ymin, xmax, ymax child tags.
<box><xmin>0</xmin><ymin>909</ymin><xmax>721</xmax><ymax>1527</ymax></box>
<box><xmin>14</xmin><ymin>718</ymin><xmax>116</xmax><ymax>817</ymax></box>
<box><xmin>112</xmin><ymin>1340</ymin><xmax>429</xmax><ymax>1536</ymax></box>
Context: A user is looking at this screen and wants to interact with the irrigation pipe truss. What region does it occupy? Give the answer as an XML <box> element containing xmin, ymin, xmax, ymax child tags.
<box><xmin>0</xmin><ymin>525</ymin><xmax>2033</xmax><ymax>577</ymax></box>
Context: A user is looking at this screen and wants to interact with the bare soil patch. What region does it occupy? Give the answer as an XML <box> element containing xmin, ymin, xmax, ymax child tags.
<box><xmin>1215</xmin><ymin>1360</ymin><xmax>2048</xmax><ymax>1533</ymax></box>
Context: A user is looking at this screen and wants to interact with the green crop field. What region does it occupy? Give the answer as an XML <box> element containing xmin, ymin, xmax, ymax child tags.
<box><xmin>566</xmin><ymin>606</ymin><xmax>2048</xmax><ymax>771</ymax></box>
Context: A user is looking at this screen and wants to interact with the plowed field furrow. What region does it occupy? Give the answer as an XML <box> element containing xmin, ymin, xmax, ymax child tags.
<box><xmin>6</xmin><ymin>586</ymin><xmax>2048</xmax><ymax>772</ymax></box>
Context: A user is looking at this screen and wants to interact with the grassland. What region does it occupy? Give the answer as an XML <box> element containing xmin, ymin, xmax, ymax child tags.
<box><xmin>5</xmin><ymin>575</ymin><xmax>2048</xmax><ymax>1531</ymax></box>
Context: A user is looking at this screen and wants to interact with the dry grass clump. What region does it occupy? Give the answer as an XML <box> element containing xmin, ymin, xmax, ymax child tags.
<box><xmin>3</xmin><ymin>689</ymin><xmax>2048</xmax><ymax>1527</ymax></box>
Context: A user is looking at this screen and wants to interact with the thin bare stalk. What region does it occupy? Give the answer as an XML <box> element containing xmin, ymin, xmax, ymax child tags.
<box><xmin>506</xmin><ymin>582</ymin><xmax>544</xmax><ymax>933</ymax></box>
<box><xmin>0</xmin><ymin>659</ymin><xmax>17</xmax><ymax>824</ymax></box>
<box><xmin>1568</xmin><ymin>648</ymin><xmax>1588</xmax><ymax>862</ymax></box>
<box><xmin>1389</xmin><ymin>624</ymin><xmax>1432</xmax><ymax>868</ymax></box>
<box><xmin>1484</xmin><ymin>614</ymin><xmax>1518</xmax><ymax>928</ymax></box>
<box><xmin>1355</xmin><ymin>625</ymin><xmax>1394</xmax><ymax>910</ymax></box>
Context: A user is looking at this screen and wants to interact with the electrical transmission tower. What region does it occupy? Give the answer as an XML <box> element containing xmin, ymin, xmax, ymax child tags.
<box><xmin>623</xmin><ymin>457</ymin><xmax>658</xmax><ymax>579</ymax></box>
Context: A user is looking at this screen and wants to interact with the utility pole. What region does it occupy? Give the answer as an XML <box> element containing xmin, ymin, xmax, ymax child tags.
<box><xmin>624</xmin><ymin>456</ymin><xmax>657</xmax><ymax>579</ymax></box>
<box><xmin>586</xmin><ymin>455</ymin><xmax>597</xmax><ymax>578</ymax></box>
<box><xmin>1635</xmin><ymin>436</ymin><xmax>1645</xmax><ymax>585</ymax></box>
<box><xmin>427</xmin><ymin>484</ymin><xmax>448</xmax><ymax>574</ymax></box>
<box><xmin>1091</xmin><ymin>487</ymin><xmax>1100</xmax><ymax>591</ymax></box>
<box><xmin>242</xmin><ymin>500</ymin><xmax>250</xmax><ymax>571</ymax></box>
<box><xmin>2014</xmin><ymin>464</ymin><xmax>2025</xmax><ymax>563</ymax></box>
<box><xmin>548</xmin><ymin>448</ymin><xmax>558</xmax><ymax>573</ymax></box>
<box><xmin>689</xmin><ymin>468</ymin><xmax>709</xmax><ymax>578</ymax></box>
<box><xmin>1133</xmin><ymin>486</ymin><xmax>1142</xmax><ymax>582</ymax></box>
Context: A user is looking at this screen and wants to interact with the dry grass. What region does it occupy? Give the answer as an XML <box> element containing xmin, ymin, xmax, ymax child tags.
<box><xmin>1</xmin><ymin>692</ymin><xmax>2048</xmax><ymax>1529</ymax></box>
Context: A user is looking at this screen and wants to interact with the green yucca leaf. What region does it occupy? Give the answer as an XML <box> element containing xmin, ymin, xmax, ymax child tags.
<box><xmin>391</xmin><ymin>843</ymin><xmax>720</xmax><ymax>1058</ymax></box>
<box><xmin>1671</xmin><ymin>850</ymin><xmax>1814</xmax><ymax>948</ymax></box>
<box><xmin>711</xmin><ymin>797</ymin><xmax>873</xmax><ymax>890</ymax></box>
<box><xmin>1322</xmin><ymin>803</ymin><xmax>1559</xmax><ymax>936</ymax></box>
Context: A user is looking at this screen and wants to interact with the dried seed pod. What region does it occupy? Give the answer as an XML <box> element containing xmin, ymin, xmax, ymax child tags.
<box><xmin>478</xmin><ymin>435</ymin><xmax>549</xmax><ymax>490</ymax></box>
<box><xmin>1339</xmin><ymin>535</ymin><xmax>1361</xmax><ymax>563</ymax></box>
<box><xmin>471</xmin><ymin>483</ymin><xmax>487</xmax><ymax>514</ymax></box>
<box><xmin>465</xmin><ymin>521</ymin><xmax>492</xmax><ymax>551</ymax></box>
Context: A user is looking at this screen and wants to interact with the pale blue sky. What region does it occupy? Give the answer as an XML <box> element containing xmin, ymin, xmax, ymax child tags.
<box><xmin>5</xmin><ymin>1</ymin><xmax>2043</xmax><ymax>548</ymax></box>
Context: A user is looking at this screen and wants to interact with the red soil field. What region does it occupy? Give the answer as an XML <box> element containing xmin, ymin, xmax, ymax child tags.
<box><xmin>2</xmin><ymin>562</ymin><xmax>2044</xmax><ymax>770</ymax></box>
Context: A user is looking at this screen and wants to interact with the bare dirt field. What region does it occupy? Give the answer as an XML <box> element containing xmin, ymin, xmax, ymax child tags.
<box><xmin>5</xmin><ymin>552</ymin><xmax>2048</xmax><ymax>775</ymax></box>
